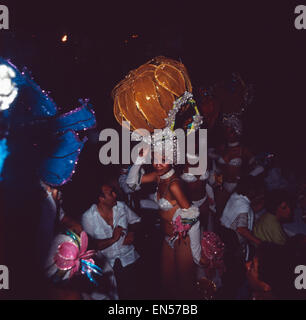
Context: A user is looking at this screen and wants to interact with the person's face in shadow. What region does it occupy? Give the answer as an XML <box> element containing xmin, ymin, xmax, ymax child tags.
<box><xmin>275</xmin><ymin>201</ymin><xmax>292</xmax><ymax>223</ymax></box>
<box><xmin>224</xmin><ymin>126</ymin><xmax>239</xmax><ymax>143</ymax></box>
<box><xmin>99</xmin><ymin>185</ymin><xmax>117</xmax><ymax>208</ymax></box>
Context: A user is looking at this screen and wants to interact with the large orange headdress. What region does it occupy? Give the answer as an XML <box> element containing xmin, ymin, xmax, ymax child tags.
<box><xmin>112</xmin><ymin>56</ymin><xmax>202</xmax><ymax>134</ymax></box>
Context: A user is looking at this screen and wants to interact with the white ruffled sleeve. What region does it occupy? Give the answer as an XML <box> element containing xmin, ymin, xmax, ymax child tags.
<box><xmin>125</xmin><ymin>157</ymin><xmax>146</xmax><ymax>191</ymax></box>
<box><xmin>118</xmin><ymin>174</ymin><xmax>133</xmax><ymax>194</ymax></box>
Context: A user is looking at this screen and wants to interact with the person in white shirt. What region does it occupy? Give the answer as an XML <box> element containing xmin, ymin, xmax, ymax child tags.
<box><xmin>220</xmin><ymin>176</ymin><xmax>262</xmax><ymax>261</ymax></box>
<box><xmin>81</xmin><ymin>183</ymin><xmax>141</xmax><ymax>299</ymax></box>
<box><xmin>208</xmin><ymin>116</ymin><xmax>264</xmax><ymax>219</ymax></box>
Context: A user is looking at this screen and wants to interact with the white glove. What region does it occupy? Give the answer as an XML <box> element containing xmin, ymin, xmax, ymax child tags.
<box><xmin>126</xmin><ymin>156</ymin><xmax>146</xmax><ymax>191</ymax></box>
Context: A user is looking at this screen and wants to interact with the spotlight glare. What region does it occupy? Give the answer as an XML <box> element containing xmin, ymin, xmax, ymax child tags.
<box><xmin>0</xmin><ymin>64</ymin><xmax>18</xmax><ymax>111</ymax></box>
<box><xmin>61</xmin><ymin>34</ymin><xmax>68</xmax><ymax>42</ymax></box>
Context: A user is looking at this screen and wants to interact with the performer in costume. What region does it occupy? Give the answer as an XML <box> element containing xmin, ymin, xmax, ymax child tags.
<box><xmin>207</xmin><ymin>73</ymin><xmax>264</xmax><ymax>218</ymax></box>
<box><xmin>181</xmin><ymin>152</ymin><xmax>212</xmax><ymax>231</ymax></box>
<box><xmin>113</xmin><ymin>56</ymin><xmax>204</xmax><ymax>299</ymax></box>
<box><xmin>0</xmin><ymin>58</ymin><xmax>96</xmax><ymax>298</ymax></box>
<box><xmin>180</xmin><ymin>90</ymin><xmax>220</xmax><ymax>231</ymax></box>
<box><xmin>179</xmin><ymin>88</ymin><xmax>221</xmax><ymax>232</ymax></box>
<box><xmin>209</xmin><ymin>114</ymin><xmax>264</xmax><ymax>218</ymax></box>
<box><xmin>126</xmin><ymin>146</ymin><xmax>201</xmax><ymax>299</ymax></box>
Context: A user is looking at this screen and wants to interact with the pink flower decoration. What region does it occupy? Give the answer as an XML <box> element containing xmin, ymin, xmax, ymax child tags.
<box><xmin>54</xmin><ymin>231</ymin><xmax>96</xmax><ymax>278</ymax></box>
<box><xmin>172</xmin><ymin>216</ymin><xmax>192</xmax><ymax>240</ymax></box>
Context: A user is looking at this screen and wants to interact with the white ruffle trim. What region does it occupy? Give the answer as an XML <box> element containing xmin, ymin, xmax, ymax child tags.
<box><xmin>172</xmin><ymin>206</ymin><xmax>200</xmax><ymax>221</ymax></box>
<box><xmin>177</xmin><ymin>205</ymin><xmax>200</xmax><ymax>220</ymax></box>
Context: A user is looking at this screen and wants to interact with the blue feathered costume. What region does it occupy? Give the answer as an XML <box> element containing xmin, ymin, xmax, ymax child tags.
<box><xmin>0</xmin><ymin>58</ymin><xmax>96</xmax><ymax>298</ymax></box>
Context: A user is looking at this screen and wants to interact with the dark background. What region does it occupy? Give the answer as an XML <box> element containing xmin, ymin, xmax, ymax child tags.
<box><xmin>1</xmin><ymin>0</ymin><xmax>306</xmax><ymax>211</ymax></box>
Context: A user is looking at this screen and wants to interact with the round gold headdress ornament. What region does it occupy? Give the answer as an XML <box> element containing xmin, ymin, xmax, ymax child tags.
<box><xmin>112</xmin><ymin>56</ymin><xmax>203</xmax><ymax>134</ymax></box>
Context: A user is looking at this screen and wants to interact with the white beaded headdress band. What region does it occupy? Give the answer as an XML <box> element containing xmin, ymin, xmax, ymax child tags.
<box><xmin>165</xmin><ymin>91</ymin><xmax>203</xmax><ymax>133</ymax></box>
<box><xmin>131</xmin><ymin>92</ymin><xmax>203</xmax><ymax>164</ymax></box>
<box><xmin>132</xmin><ymin>127</ymin><xmax>180</xmax><ymax>164</ymax></box>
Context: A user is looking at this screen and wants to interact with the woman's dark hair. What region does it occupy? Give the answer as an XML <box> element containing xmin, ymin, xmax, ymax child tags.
<box><xmin>265</xmin><ymin>189</ymin><xmax>291</xmax><ymax>215</ymax></box>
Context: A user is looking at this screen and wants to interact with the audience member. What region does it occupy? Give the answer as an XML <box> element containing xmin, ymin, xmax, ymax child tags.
<box><xmin>81</xmin><ymin>183</ymin><xmax>141</xmax><ymax>299</ymax></box>
<box><xmin>220</xmin><ymin>176</ymin><xmax>262</xmax><ymax>261</ymax></box>
<box><xmin>254</xmin><ymin>189</ymin><xmax>292</xmax><ymax>245</ymax></box>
